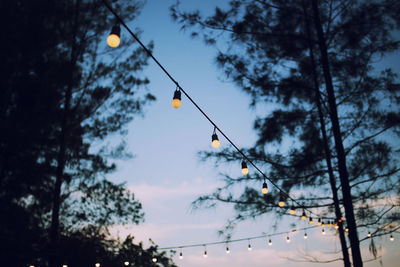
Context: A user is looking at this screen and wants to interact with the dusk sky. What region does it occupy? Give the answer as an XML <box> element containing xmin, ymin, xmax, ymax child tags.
<box><xmin>107</xmin><ymin>1</ymin><xmax>400</xmax><ymax>266</ymax></box>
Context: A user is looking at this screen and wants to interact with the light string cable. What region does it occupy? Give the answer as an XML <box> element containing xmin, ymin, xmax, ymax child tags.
<box><xmin>101</xmin><ymin>0</ymin><xmax>334</xmax><ymax>220</ymax></box>
<box><xmin>158</xmin><ymin>225</ymin><xmax>319</xmax><ymax>250</ymax></box>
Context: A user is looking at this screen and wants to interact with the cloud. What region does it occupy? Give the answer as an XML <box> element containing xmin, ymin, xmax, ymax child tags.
<box><xmin>128</xmin><ymin>178</ymin><xmax>222</xmax><ymax>204</ymax></box>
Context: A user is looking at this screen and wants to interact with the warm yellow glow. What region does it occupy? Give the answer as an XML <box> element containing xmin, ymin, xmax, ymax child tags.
<box><xmin>309</xmin><ymin>218</ymin><xmax>314</xmax><ymax>225</ymax></box>
<box><xmin>286</xmin><ymin>236</ymin><xmax>291</xmax><ymax>243</ymax></box>
<box><xmin>95</xmin><ymin>263</ymin><xmax>100</xmax><ymax>267</ymax></box>
<box><xmin>107</xmin><ymin>34</ymin><xmax>120</xmax><ymax>48</ymax></box>
<box><xmin>211</xmin><ymin>139</ymin><xmax>220</xmax><ymax>148</ymax></box>
<box><xmin>289</xmin><ymin>208</ymin><xmax>295</xmax><ymax>215</ymax></box>
<box><xmin>345</xmin><ymin>227</ymin><xmax>349</xmax><ymax>233</ymax></box>
<box><xmin>62</xmin><ymin>265</ymin><xmax>68</xmax><ymax>267</ymax></box>
<box><xmin>262</xmin><ymin>187</ymin><xmax>268</xmax><ymax>195</ymax></box>
<box><xmin>241</xmin><ymin>167</ymin><xmax>249</xmax><ymax>175</ymax></box>
<box><xmin>124</xmin><ymin>261</ymin><xmax>129</xmax><ymax>266</ymax></box>
<box><xmin>152</xmin><ymin>257</ymin><xmax>157</xmax><ymax>263</ymax></box>
<box><xmin>367</xmin><ymin>232</ymin><xmax>371</xmax><ymax>238</ymax></box>
<box><xmin>29</xmin><ymin>265</ymin><xmax>35</xmax><ymax>267</ymax></box>
<box><xmin>317</xmin><ymin>218</ymin><xmax>321</xmax><ymax>226</ymax></box>
<box><xmin>301</xmin><ymin>214</ymin><xmax>306</xmax><ymax>221</ymax></box>
<box><xmin>278</xmin><ymin>200</ymin><xmax>285</xmax><ymax>207</ymax></box>
<box><xmin>322</xmin><ymin>222</ymin><xmax>325</xmax><ymax>228</ymax></box>
<box><xmin>172</xmin><ymin>98</ymin><xmax>181</xmax><ymax>108</ymax></box>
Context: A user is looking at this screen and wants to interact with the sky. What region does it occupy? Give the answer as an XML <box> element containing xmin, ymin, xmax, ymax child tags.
<box><xmin>108</xmin><ymin>1</ymin><xmax>400</xmax><ymax>266</ymax></box>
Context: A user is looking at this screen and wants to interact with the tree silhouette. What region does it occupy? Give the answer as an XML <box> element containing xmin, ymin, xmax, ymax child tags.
<box><xmin>0</xmin><ymin>0</ymin><xmax>172</xmax><ymax>266</ymax></box>
<box><xmin>171</xmin><ymin>0</ymin><xmax>400</xmax><ymax>266</ymax></box>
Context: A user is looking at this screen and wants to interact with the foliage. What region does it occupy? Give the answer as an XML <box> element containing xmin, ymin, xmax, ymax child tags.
<box><xmin>171</xmin><ymin>0</ymin><xmax>400</xmax><ymax>262</ymax></box>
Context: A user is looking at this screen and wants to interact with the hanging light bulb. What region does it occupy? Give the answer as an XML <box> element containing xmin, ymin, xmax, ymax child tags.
<box><xmin>304</xmin><ymin>233</ymin><xmax>308</xmax><ymax>239</ymax></box>
<box><xmin>268</xmin><ymin>239</ymin><xmax>272</xmax><ymax>246</ymax></box>
<box><xmin>124</xmin><ymin>262</ymin><xmax>129</xmax><ymax>266</ymax></box>
<box><xmin>309</xmin><ymin>217</ymin><xmax>314</xmax><ymax>225</ymax></box>
<box><xmin>367</xmin><ymin>232</ymin><xmax>371</xmax><ymax>238</ymax></box>
<box><xmin>62</xmin><ymin>265</ymin><xmax>68</xmax><ymax>267</ymax></box>
<box><xmin>345</xmin><ymin>226</ymin><xmax>349</xmax><ymax>233</ymax></box>
<box><xmin>301</xmin><ymin>211</ymin><xmax>306</xmax><ymax>221</ymax></box>
<box><xmin>321</xmin><ymin>221</ymin><xmax>325</xmax><ymax>228</ymax></box>
<box><xmin>211</xmin><ymin>128</ymin><xmax>220</xmax><ymax>148</ymax></box>
<box><xmin>317</xmin><ymin>218</ymin><xmax>321</xmax><ymax>226</ymax></box>
<box><xmin>322</xmin><ymin>229</ymin><xmax>326</xmax><ymax>235</ymax></box>
<box><xmin>327</xmin><ymin>221</ymin><xmax>331</xmax><ymax>228</ymax></box>
<box><xmin>286</xmin><ymin>236</ymin><xmax>291</xmax><ymax>243</ymax></box>
<box><xmin>203</xmin><ymin>249</ymin><xmax>208</xmax><ymax>258</ymax></box>
<box><xmin>262</xmin><ymin>182</ymin><xmax>268</xmax><ymax>194</ymax></box>
<box><xmin>152</xmin><ymin>257</ymin><xmax>157</xmax><ymax>263</ymax></box>
<box><xmin>278</xmin><ymin>194</ymin><xmax>285</xmax><ymax>207</ymax></box>
<box><xmin>390</xmin><ymin>235</ymin><xmax>394</xmax><ymax>241</ymax></box>
<box><xmin>334</xmin><ymin>220</ymin><xmax>339</xmax><ymax>229</ymax></box>
<box><xmin>241</xmin><ymin>161</ymin><xmax>249</xmax><ymax>175</ymax></box>
<box><xmin>179</xmin><ymin>248</ymin><xmax>183</xmax><ymax>260</ymax></box>
<box><xmin>248</xmin><ymin>240</ymin><xmax>252</xmax><ymax>251</ymax></box>
<box><xmin>289</xmin><ymin>206</ymin><xmax>295</xmax><ymax>215</ymax></box>
<box><xmin>107</xmin><ymin>24</ymin><xmax>121</xmax><ymax>48</ymax></box>
<box><xmin>226</xmin><ymin>246</ymin><xmax>230</xmax><ymax>254</ymax></box>
<box><xmin>95</xmin><ymin>263</ymin><xmax>100</xmax><ymax>267</ymax></box>
<box><xmin>172</xmin><ymin>89</ymin><xmax>182</xmax><ymax>108</ymax></box>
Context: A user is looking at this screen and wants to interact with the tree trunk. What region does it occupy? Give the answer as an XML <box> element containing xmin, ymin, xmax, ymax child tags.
<box><xmin>49</xmin><ymin>80</ymin><xmax>72</xmax><ymax>266</ymax></box>
<box><xmin>302</xmin><ymin>3</ymin><xmax>351</xmax><ymax>265</ymax></box>
<box><xmin>311</xmin><ymin>0</ymin><xmax>363</xmax><ymax>266</ymax></box>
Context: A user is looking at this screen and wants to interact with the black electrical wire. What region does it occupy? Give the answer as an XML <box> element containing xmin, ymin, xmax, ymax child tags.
<box><xmin>158</xmin><ymin>225</ymin><xmax>319</xmax><ymax>250</ymax></box>
<box><xmin>101</xmin><ymin>0</ymin><xmax>335</xmax><ymax>220</ymax></box>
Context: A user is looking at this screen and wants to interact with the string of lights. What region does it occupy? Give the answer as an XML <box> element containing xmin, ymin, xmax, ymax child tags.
<box><xmin>27</xmin><ymin>228</ymin><xmax>397</xmax><ymax>266</ymax></box>
<box><xmin>101</xmin><ymin>0</ymin><xmax>339</xmax><ymax>223</ymax></box>
<box><xmin>158</xmin><ymin>225</ymin><xmax>319</xmax><ymax>250</ymax></box>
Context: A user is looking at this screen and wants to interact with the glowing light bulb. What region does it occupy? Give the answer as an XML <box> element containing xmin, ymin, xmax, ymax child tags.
<box><xmin>367</xmin><ymin>232</ymin><xmax>371</xmax><ymax>238</ymax></box>
<box><xmin>322</xmin><ymin>229</ymin><xmax>326</xmax><ymax>235</ymax></box>
<box><xmin>211</xmin><ymin>133</ymin><xmax>220</xmax><ymax>148</ymax></box>
<box><xmin>152</xmin><ymin>257</ymin><xmax>157</xmax><ymax>263</ymax></box>
<box><xmin>289</xmin><ymin>206</ymin><xmax>295</xmax><ymax>215</ymax></box>
<box><xmin>179</xmin><ymin>251</ymin><xmax>183</xmax><ymax>259</ymax></box>
<box><xmin>226</xmin><ymin>246</ymin><xmax>230</xmax><ymax>254</ymax></box>
<box><xmin>309</xmin><ymin>217</ymin><xmax>314</xmax><ymax>225</ymax></box>
<box><xmin>317</xmin><ymin>218</ymin><xmax>321</xmax><ymax>226</ymax></box>
<box><xmin>268</xmin><ymin>239</ymin><xmax>272</xmax><ymax>246</ymax></box>
<box><xmin>390</xmin><ymin>235</ymin><xmax>394</xmax><ymax>242</ymax></box>
<box><xmin>95</xmin><ymin>263</ymin><xmax>100</xmax><ymax>267</ymax></box>
<box><xmin>345</xmin><ymin>227</ymin><xmax>349</xmax><ymax>233</ymax></box>
<box><xmin>321</xmin><ymin>221</ymin><xmax>325</xmax><ymax>228</ymax></box>
<box><xmin>172</xmin><ymin>90</ymin><xmax>181</xmax><ymax>108</ymax></box>
<box><xmin>124</xmin><ymin>262</ymin><xmax>129</xmax><ymax>266</ymax></box>
<box><xmin>107</xmin><ymin>25</ymin><xmax>120</xmax><ymax>48</ymax></box>
<box><xmin>301</xmin><ymin>211</ymin><xmax>306</xmax><ymax>221</ymax></box>
<box><xmin>262</xmin><ymin>182</ymin><xmax>268</xmax><ymax>194</ymax></box>
<box><xmin>286</xmin><ymin>236</ymin><xmax>291</xmax><ymax>243</ymax></box>
<box><xmin>241</xmin><ymin>161</ymin><xmax>249</xmax><ymax>175</ymax></box>
<box><xmin>62</xmin><ymin>265</ymin><xmax>68</xmax><ymax>267</ymax></box>
<box><xmin>203</xmin><ymin>250</ymin><xmax>208</xmax><ymax>258</ymax></box>
<box><xmin>304</xmin><ymin>233</ymin><xmax>308</xmax><ymax>239</ymax></box>
<box><xmin>248</xmin><ymin>243</ymin><xmax>252</xmax><ymax>251</ymax></box>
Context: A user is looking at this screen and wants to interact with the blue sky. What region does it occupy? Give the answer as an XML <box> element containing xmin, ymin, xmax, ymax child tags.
<box><xmin>108</xmin><ymin>1</ymin><xmax>400</xmax><ymax>266</ymax></box>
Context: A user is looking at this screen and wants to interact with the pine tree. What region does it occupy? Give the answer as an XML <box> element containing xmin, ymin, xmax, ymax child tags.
<box><xmin>171</xmin><ymin>0</ymin><xmax>400</xmax><ymax>266</ymax></box>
